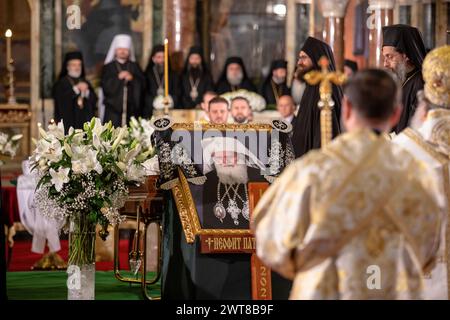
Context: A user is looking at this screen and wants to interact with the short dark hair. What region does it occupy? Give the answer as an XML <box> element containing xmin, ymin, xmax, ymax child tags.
<box><xmin>343</xmin><ymin>69</ymin><xmax>400</xmax><ymax>120</ymax></box>
<box><xmin>208</xmin><ymin>96</ymin><xmax>229</xmax><ymax>111</ymax></box>
<box><xmin>231</xmin><ymin>96</ymin><xmax>251</xmax><ymax>108</ymax></box>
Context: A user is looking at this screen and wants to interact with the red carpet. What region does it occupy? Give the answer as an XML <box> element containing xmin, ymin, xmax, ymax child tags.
<box><xmin>7</xmin><ymin>238</ymin><xmax>131</xmax><ymax>271</ymax></box>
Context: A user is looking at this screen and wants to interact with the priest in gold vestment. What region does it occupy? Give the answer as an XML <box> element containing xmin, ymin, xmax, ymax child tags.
<box><xmin>252</xmin><ymin>69</ymin><xmax>442</xmax><ymax>299</ymax></box>
<box><xmin>394</xmin><ymin>45</ymin><xmax>450</xmax><ymax>300</ymax></box>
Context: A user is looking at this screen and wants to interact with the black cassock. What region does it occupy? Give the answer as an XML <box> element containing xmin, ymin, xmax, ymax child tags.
<box><xmin>52</xmin><ymin>76</ymin><xmax>97</xmax><ymax>133</ymax></box>
<box><xmin>394</xmin><ymin>69</ymin><xmax>424</xmax><ymax>133</ymax></box>
<box><xmin>179</xmin><ymin>71</ymin><xmax>214</xmax><ymax>109</ymax></box>
<box><xmin>101</xmin><ymin>60</ymin><xmax>146</xmax><ymax>127</ymax></box>
<box><xmin>179</xmin><ymin>46</ymin><xmax>215</xmax><ymax>109</ymax></box>
<box><xmin>260</xmin><ymin>79</ymin><xmax>290</xmax><ymax>106</ymax></box>
<box><xmin>215</xmin><ymin>57</ymin><xmax>257</xmax><ymax>94</ymax></box>
<box><xmin>382</xmin><ymin>24</ymin><xmax>426</xmax><ymax>133</ymax></box>
<box><xmin>144</xmin><ymin>65</ymin><xmax>180</xmax><ymax>117</ymax></box>
<box><xmin>216</xmin><ymin>78</ymin><xmax>256</xmax><ymax>95</ymax></box>
<box><xmin>291</xmin><ymin>37</ymin><xmax>343</xmax><ymax>158</ymax></box>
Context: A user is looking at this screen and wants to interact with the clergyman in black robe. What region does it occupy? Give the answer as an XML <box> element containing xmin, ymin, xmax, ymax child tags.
<box><xmin>215</xmin><ymin>57</ymin><xmax>257</xmax><ymax>94</ymax></box>
<box><xmin>382</xmin><ymin>24</ymin><xmax>426</xmax><ymax>133</ymax></box>
<box><xmin>179</xmin><ymin>46</ymin><xmax>215</xmax><ymax>109</ymax></box>
<box><xmin>143</xmin><ymin>45</ymin><xmax>180</xmax><ymax>117</ymax></box>
<box><xmin>101</xmin><ymin>34</ymin><xmax>146</xmax><ymax>127</ymax></box>
<box><xmin>291</xmin><ymin>37</ymin><xmax>343</xmax><ymax>158</ymax></box>
<box><xmin>260</xmin><ymin>59</ymin><xmax>290</xmax><ymax>107</ymax></box>
<box><xmin>52</xmin><ymin>51</ymin><xmax>97</xmax><ymax>133</ymax></box>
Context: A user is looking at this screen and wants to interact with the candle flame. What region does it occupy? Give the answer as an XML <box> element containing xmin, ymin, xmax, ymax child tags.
<box><xmin>164</xmin><ymin>38</ymin><xmax>168</xmax><ymax>44</ymax></box>
<box><xmin>5</xmin><ymin>29</ymin><xmax>12</xmax><ymax>37</ymax></box>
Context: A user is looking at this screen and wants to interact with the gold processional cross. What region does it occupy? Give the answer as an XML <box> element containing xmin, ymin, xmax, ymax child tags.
<box><xmin>303</xmin><ymin>56</ymin><xmax>347</xmax><ymax>146</ymax></box>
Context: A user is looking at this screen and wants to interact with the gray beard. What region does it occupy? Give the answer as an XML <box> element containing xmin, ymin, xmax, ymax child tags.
<box><xmin>394</xmin><ymin>61</ymin><xmax>408</xmax><ymax>84</ymax></box>
<box><xmin>227</xmin><ymin>72</ymin><xmax>243</xmax><ymax>86</ymax></box>
<box><xmin>68</xmin><ymin>70</ymin><xmax>81</xmax><ymax>78</ymax></box>
<box><xmin>272</xmin><ymin>76</ymin><xmax>285</xmax><ymax>85</ymax></box>
<box><xmin>215</xmin><ymin>164</ymin><xmax>249</xmax><ymax>185</ymax></box>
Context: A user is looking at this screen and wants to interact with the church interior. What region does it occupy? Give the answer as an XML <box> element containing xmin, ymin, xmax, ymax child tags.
<box><xmin>1</xmin><ymin>0</ymin><xmax>449</xmax><ymax>302</ymax></box>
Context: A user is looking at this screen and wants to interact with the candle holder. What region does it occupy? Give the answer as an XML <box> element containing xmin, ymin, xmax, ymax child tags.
<box><xmin>4</xmin><ymin>58</ymin><xmax>17</xmax><ymax>105</ymax></box>
<box><xmin>163</xmin><ymin>97</ymin><xmax>170</xmax><ymax>115</ymax></box>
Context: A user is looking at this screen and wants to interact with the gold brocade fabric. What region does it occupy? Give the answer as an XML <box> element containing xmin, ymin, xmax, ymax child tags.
<box><xmin>252</xmin><ymin>129</ymin><xmax>442</xmax><ymax>299</ymax></box>
<box><xmin>393</xmin><ymin>110</ymin><xmax>450</xmax><ymax>299</ymax></box>
<box><xmin>422</xmin><ymin>45</ymin><xmax>450</xmax><ymax>109</ymax></box>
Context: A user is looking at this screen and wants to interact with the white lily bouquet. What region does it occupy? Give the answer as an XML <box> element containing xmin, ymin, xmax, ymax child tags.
<box><xmin>30</xmin><ymin>118</ymin><xmax>155</xmax><ymax>278</ymax></box>
<box><xmin>0</xmin><ymin>131</ymin><xmax>23</xmax><ymax>164</ymax></box>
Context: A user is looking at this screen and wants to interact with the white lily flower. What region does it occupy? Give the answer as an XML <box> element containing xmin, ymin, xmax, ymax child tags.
<box><xmin>0</xmin><ymin>132</ymin><xmax>8</xmax><ymax>145</ymax></box>
<box><xmin>116</xmin><ymin>161</ymin><xmax>127</xmax><ymax>172</ymax></box>
<box><xmin>47</xmin><ymin>121</ymin><xmax>65</xmax><ymax>140</ymax></box>
<box><xmin>112</xmin><ymin>127</ymin><xmax>127</xmax><ymax>150</ymax></box>
<box><xmin>35</xmin><ymin>137</ymin><xmax>63</xmax><ymax>164</ymax></box>
<box><xmin>63</xmin><ymin>141</ymin><xmax>73</xmax><ymax>157</ymax></box>
<box><xmin>71</xmin><ymin>145</ymin><xmax>102</xmax><ymax>174</ymax></box>
<box><xmin>50</xmin><ymin>167</ymin><xmax>70</xmax><ymax>192</ymax></box>
<box><xmin>11</xmin><ymin>134</ymin><xmax>23</xmax><ymax>141</ymax></box>
<box><xmin>38</xmin><ymin>127</ymin><xmax>48</xmax><ymax>139</ymax></box>
<box><xmin>93</xmin><ymin>133</ymin><xmax>102</xmax><ymax>150</ymax></box>
<box><xmin>130</xmin><ymin>117</ymin><xmax>139</xmax><ymax>128</ymax></box>
<box><xmin>71</xmin><ymin>131</ymin><xmax>84</xmax><ymax>146</ymax></box>
<box><xmin>92</xmin><ymin>118</ymin><xmax>105</xmax><ymax>137</ymax></box>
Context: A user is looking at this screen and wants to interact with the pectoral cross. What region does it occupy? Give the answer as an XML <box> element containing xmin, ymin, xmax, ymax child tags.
<box><xmin>304</xmin><ymin>56</ymin><xmax>346</xmax><ymax>146</ymax></box>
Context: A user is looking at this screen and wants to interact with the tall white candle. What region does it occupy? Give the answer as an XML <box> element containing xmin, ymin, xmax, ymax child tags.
<box><xmin>5</xmin><ymin>29</ymin><xmax>12</xmax><ymax>66</ymax></box>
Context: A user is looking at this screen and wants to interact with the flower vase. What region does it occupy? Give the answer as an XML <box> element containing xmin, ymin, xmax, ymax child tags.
<box><xmin>67</xmin><ymin>214</ymin><xmax>96</xmax><ymax>300</ymax></box>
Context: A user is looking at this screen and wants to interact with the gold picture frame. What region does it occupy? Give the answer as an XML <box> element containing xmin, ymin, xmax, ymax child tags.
<box><xmin>167</xmin><ymin>122</ymin><xmax>277</xmax><ymax>244</ymax></box>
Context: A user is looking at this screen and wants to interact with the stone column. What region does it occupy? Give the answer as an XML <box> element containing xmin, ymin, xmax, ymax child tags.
<box><xmin>164</xmin><ymin>0</ymin><xmax>196</xmax><ymax>72</ymax></box>
<box><xmin>319</xmin><ymin>0</ymin><xmax>349</xmax><ymax>71</ymax></box>
<box><xmin>368</xmin><ymin>0</ymin><xmax>395</xmax><ymax>67</ymax></box>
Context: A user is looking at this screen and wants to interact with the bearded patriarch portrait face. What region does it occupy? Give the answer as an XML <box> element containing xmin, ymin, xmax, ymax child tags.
<box><xmin>212</xmin><ymin>151</ymin><xmax>249</xmax><ymax>185</ymax></box>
